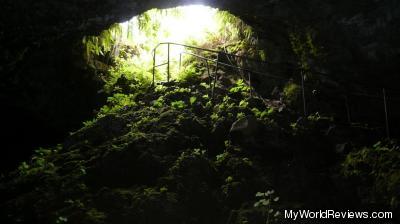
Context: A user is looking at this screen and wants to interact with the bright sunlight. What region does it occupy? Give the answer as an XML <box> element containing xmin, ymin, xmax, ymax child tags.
<box><xmin>120</xmin><ymin>5</ymin><xmax>219</xmax><ymax>45</ymax></box>
<box><xmin>83</xmin><ymin>5</ymin><xmax>259</xmax><ymax>86</ymax></box>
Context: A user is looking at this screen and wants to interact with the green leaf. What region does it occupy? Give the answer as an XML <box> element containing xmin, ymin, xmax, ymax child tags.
<box><xmin>266</xmin><ymin>190</ymin><xmax>275</xmax><ymax>196</ymax></box>
<box><xmin>190</xmin><ymin>96</ymin><xmax>197</xmax><ymax>105</ymax></box>
<box><xmin>171</xmin><ymin>100</ymin><xmax>186</xmax><ymax>109</ymax></box>
<box><xmin>239</xmin><ymin>100</ymin><xmax>249</xmax><ymax>109</ymax></box>
<box><xmin>261</xmin><ymin>199</ymin><xmax>270</xmax><ymax>206</ymax></box>
<box><xmin>256</xmin><ymin>192</ymin><xmax>265</xmax><ymax>197</ymax></box>
<box><xmin>269</xmin><ymin>209</ymin><xmax>274</xmax><ymax>214</ymax></box>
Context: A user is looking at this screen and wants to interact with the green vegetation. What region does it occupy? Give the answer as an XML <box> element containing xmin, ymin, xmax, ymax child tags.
<box><xmin>229</xmin><ymin>79</ymin><xmax>251</xmax><ymax>96</ymax></box>
<box><xmin>82</xmin><ymin>6</ymin><xmax>260</xmax><ymax>95</ymax></box>
<box><xmin>1</xmin><ymin>5</ymin><xmax>399</xmax><ymax>224</ymax></box>
<box><xmin>254</xmin><ymin>190</ymin><xmax>281</xmax><ymax>224</ymax></box>
<box><xmin>2</xmin><ymin>56</ymin><xmax>398</xmax><ymax>223</ymax></box>
<box><xmin>289</xmin><ymin>28</ymin><xmax>323</xmax><ymax>79</ymax></box>
<box><xmin>342</xmin><ymin>140</ymin><xmax>400</xmax><ymax>212</ymax></box>
<box><xmin>1</xmin><ymin>72</ymin><xmax>282</xmax><ymax>223</ymax></box>
<box><xmin>82</xmin><ymin>24</ymin><xmax>122</xmax><ymax>64</ymax></box>
<box><xmin>282</xmin><ymin>81</ymin><xmax>301</xmax><ymax>107</ymax></box>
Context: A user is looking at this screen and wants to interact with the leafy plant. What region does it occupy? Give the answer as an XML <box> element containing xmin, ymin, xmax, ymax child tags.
<box><xmin>230</xmin><ymin>79</ymin><xmax>250</xmax><ymax>96</ymax></box>
<box><xmin>254</xmin><ymin>190</ymin><xmax>281</xmax><ymax>224</ymax></box>
<box><xmin>99</xmin><ymin>93</ymin><xmax>137</xmax><ymax>115</ymax></box>
<box><xmin>82</xmin><ymin>24</ymin><xmax>122</xmax><ymax>64</ymax></box>
<box><xmin>239</xmin><ymin>100</ymin><xmax>249</xmax><ymax>110</ymax></box>
<box><xmin>17</xmin><ymin>147</ymin><xmax>59</xmax><ymax>177</ymax></box>
<box><xmin>171</xmin><ymin>100</ymin><xmax>186</xmax><ymax>110</ymax></box>
<box><xmin>55</xmin><ymin>216</ymin><xmax>68</xmax><ymax>224</ymax></box>
<box><xmin>283</xmin><ymin>82</ymin><xmax>300</xmax><ymax>107</ymax></box>
<box><xmin>342</xmin><ymin>140</ymin><xmax>400</xmax><ymax>210</ymax></box>
<box><xmin>211</xmin><ymin>95</ymin><xmax>236</xmax><ymax>123</ymax></box>
<box><xmin>177</xmin><ymin>63</ymin><xmax>199</xmax><ymax>82</ymax></box>
<box><xmin>153</xmin><ymin>96</ymin><xmax>165</xmax><ymax>108</ymax></box>
<box><xmin>215</xmin><ymin>151</ymin><xmax>230</xmax><ymax>165</ymax></box>
<box><xmin>189</xmin><ymin>96</ymin><xmax>197</xmax><ymax>105</ymax></box>
<box><xmin>252</xmin><ymin>107</ymin><xmax>274</xmax><ymax>120</ymax></box>
<box><xmin>83</xmin><ymin>118</ymin><xmax>98</xmax><ymax>128</ymax></box>
<box><xmin>289</xmin><ymin>28</ymin><xmax>323</xmax><ymax>79</ymax></box>
<box><xmin>82</xmin><ymin>6</ymin><xmax>260</xmax><ymax>97</ymax></box>
<box><xmin>236</xmin><ymin>112</ymin><xmax>246</xmax><ymax>120</ymax></box>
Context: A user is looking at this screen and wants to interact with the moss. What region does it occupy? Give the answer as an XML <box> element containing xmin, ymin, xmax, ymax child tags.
<box><xmin>283</xmin><ymin>82</ymin><xmax>301</xmax><ymax>107</ymax></box>
<box><xmin>1</xmin><ymin>73</ymin><xmax>398</xmax><ymax>223</ymax></box>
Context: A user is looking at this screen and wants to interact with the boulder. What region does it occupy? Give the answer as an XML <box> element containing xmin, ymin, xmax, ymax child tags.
<box><xmin>229</xmin><ymin>116</ymin><xmax>259</xmax><ymax>145</ymax></box>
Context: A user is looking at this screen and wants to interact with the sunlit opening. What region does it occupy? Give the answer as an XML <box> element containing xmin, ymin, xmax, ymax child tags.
<box><xmin>82</xmin><ymin>5</ymin><xmax>259</xmax><ymax>86</ymax></box>
<box><xmin>120</xmin><ymin>5</ymin><xmax>219</xmax><ymax>45</ymax></box>
<box><xmin>116</xmin><ymin>5</ymin><xmax>223</xmax><ymax>62</ymax></box>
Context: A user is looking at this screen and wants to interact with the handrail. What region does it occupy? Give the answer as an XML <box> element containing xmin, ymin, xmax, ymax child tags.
<box><xmin>152</xmin><ymin>42</ymin><xmax>400</xmax><ymax>96</ymax></box>
<box><xmin>180</xmin><ymin>51</ymin><xmax>284</xmax><ymax>80</ymax></box>
<box><xmin>152</xmin><ymin>42</ymin><xmax>259</xmax><ymax>97</ymax></box>
<box><xmin>154</xmin><ymin>42</ymin><xmax>269</xmax><ymax>64</ymax></box>
<box><xmin>151</xmin><ymin>42</ymin><xmax>306</xmax><ymax>99</ymax></box>
<box><xmin>154</xmin><ymin>42</ymin><xmax>400</xmax><ymax>94</ymax></box>
<box><xmin>179</xmin><ymin>51</ymin><xmax>217</xmax><ymax>65</ymax></box>
<box><xmin>152</xmin><ymin>42</ymin><xmax>281</xmax><ymax>86</ymax></box>
<box><xmin>150</xmin><ymin>42</ymin><xmax>400</xmax><ymax>138</ymax></box>
<box><xmin>152</xmin><ymin>42</ymin><xmax>294</xmax><ymax>83</ymax></box>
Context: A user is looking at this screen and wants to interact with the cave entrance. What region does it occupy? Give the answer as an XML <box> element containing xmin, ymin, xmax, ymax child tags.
<box><xmin>82</xmin><ymin>5</ymin><xmax>265</xmax><ymax>92</ymax></box>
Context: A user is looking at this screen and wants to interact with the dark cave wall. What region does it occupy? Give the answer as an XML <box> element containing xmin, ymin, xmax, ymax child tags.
<box><xmin>1</xmin><ymin>0</ymin><xmax>399</xmax><ymax>171</ymax></box>
<box><xmin>2</xmin><ymin>0</ymin><xmax>400</xmax><ymax>79</ymax></box>
<box><xmin>0</xmin><ymin>38</ymin><xmax>105</xmax><ymax>171</ymax></box>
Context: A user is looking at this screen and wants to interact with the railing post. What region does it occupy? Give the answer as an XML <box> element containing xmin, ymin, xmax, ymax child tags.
<box><xmin>383</xmin><ymin>88</ymin><xmax>390</xmax><ymax>139</ymax></box>
<box><xmin>179</xmin><ymin>53</ymin><xmax>182</xmax><ymax>70</ymax></box>
<box><xmin>248</xmin><ymin>71</ymin><xmax>252</xmax><ymax>97</ymax></box>
<box><xmin>152</xmin><ymin>48</ymin><xmax>156</xmax><ymax>86</ymax></box>
<box><xmin>167</xmin><ymin>43</ymin><xmax>170</xmax><ymax>82</ymax></box>
<box><xmin>344</xmin><ymin>95</ymin><xmax>351</xmax><ymax>124</ymax></box>
<box><xmin>301</xmin><ymin>71</ymin><xmax>307</xmax><ymax>117</ymax></box>
<box><xmin>204</xmin><ymin>59</ymin><xmax>212</xmax><ymax>98</ymax></box>
<box><xmin>212</xmin><ymin>54</ymin><xmax>219</xmax><ymax>99</ymax></box>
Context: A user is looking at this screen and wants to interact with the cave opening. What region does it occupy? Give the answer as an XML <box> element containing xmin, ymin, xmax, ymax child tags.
<box><xmin>1</xmin><ymin>5</ymin><xmax>264</xmax><ymax>173</ymax></box>
<box><xmin>2</xmin><ymin>1</ymin><xmax>400</xmax><ymax>224</ymax></box>
<box><xmin>82</xmin><ymin>5</ymin><xmax>264</xmax><ymax>94</ymax></box>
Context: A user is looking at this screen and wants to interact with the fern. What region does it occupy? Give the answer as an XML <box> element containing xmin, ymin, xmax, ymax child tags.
<box><xmin>82</xmin><ymin>6</ymin><xmax>262</xmax><ymax>96</ymax></box>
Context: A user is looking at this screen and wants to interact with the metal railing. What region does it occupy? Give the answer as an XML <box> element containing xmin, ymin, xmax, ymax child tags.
<box><xmin>152</xmin><ymin>42</ymin><xmax>278</xmax><ymax>98</ymax></box>
<box><xmin>151</xmin><ymin>42</ymin><xmax>400</xmax><ymax>139</ymax></box>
